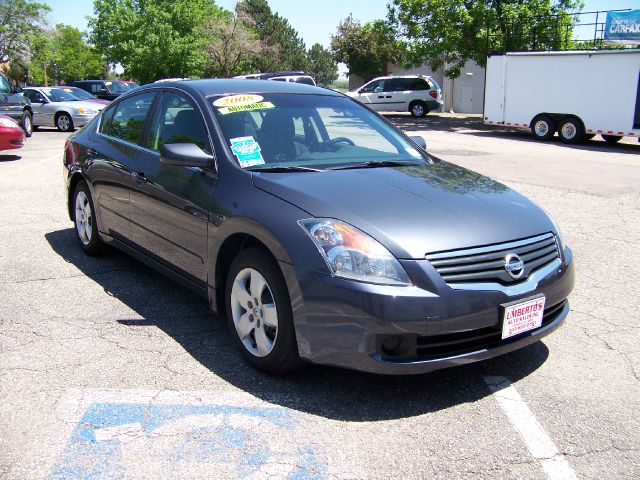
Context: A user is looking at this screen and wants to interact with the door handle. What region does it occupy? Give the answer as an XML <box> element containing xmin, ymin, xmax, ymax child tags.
<box><xmin>131</xmin><ymin>171</ymin><xmax>147</xmax><ymax>183</ymax></box>
<box><xmin>377</xmin><ymin>95</ymin><xmax>385</xmax><ymax>98</ymax></box>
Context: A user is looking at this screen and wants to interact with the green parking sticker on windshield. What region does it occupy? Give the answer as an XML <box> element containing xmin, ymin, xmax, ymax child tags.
<box><xmin>230</xmin><ymin>136</ymin><xmax>265</xmax><ymax>168</ymax></box>
<box><xmin>218</xmin><ymin>101</ymin><xmax>275</xmax><ymax>115</ymax></box>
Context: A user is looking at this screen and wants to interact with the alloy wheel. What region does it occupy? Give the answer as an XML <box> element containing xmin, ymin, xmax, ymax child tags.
<box><xmin>75</xmin><ymin>191</ymin><xmax>93</xmax><ymax>245</ymax></box>
<box><xmin>230</xmin><ymin>268</ymin><xmax>279</xmax><ymax>357</ymax></box>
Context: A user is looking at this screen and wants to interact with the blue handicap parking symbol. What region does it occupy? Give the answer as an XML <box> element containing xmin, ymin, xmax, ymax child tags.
<box><xmin>51</xmin><ymin>400</ymin><xmax>326</xmax><ymax>479</ymax></box>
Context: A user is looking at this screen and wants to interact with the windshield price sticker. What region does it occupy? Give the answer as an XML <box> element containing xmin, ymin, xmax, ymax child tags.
<box><xmin>218</xmin><ymin>101</ymin><xmax>275</xmax><ymax>115</ymax></box>
<box><xmin>213</xmin><ymin>94</ymin><xmax>263</xmax><ymax>108</ymax></box>
<box><xmin>230</xmin><ymin>136</ymin><xmax>265</xmax><ymax>168</ymax></box>
<box><xmin>501</xmin><ymin>296</ymin><xmax>546</xmax><ymax>339</ymax></box>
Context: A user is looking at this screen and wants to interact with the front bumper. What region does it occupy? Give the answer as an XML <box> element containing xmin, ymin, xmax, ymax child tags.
<box><xmin>284</xmin><ymin>247</ymin><xmax>575</xmax><ymax>375</ymax></box>
<box><xmin>71</xmin><ymin>113</ymin><xmax>98</xmax><ymax>127</ymax></box>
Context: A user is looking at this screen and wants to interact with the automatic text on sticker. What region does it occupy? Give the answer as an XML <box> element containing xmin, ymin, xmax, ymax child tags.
<box><xmin>230</xmin><ymin>136</ymin><xmax>265</xmax><ymax>168</ymax></box>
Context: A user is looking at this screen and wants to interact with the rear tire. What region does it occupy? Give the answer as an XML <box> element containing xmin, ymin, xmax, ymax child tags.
<box><xmin>21</xmin><ymin>111</ymin><xmax>33</xmax><ymax>137</ymax></box>
<box><xmin>531</xmin><ymin>115</ymin><xmax>555</xmax><ymax>141</ymax></box>
<box><xmin>72</xmin><ymin>181</ymin><xmax>108</xmax><ymax>255</ymax></box>
<box><xmin>602</xmin><ymin>134</ymin><xmax>622</xmax><ymax>144</ymax></box>
<box><xmin>558</xmin><ymin>117</ymin><xmax>584</xmax><ymax>144</ymax></box>
<box><xmin>225</xmin><ymin>248</ymin><xmax>302</xmax><ymax>375</ymax></box>
<box><xmin>409</xmin><ymin>101</ymin><xmax>427</xmax><ymax>118</ymax></box>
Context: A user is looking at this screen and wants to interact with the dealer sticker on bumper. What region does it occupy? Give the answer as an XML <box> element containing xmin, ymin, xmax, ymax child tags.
<box><xmin>502</xmin><ymin>296</ymin><xmax>546</xmax><ymax>340</ymax></box>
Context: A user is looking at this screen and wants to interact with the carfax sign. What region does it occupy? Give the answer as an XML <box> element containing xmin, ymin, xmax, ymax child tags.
<box><xmin>605</xmin><ymin>9</ymin><xmax>640</xmax><ymax>45</ymax></box>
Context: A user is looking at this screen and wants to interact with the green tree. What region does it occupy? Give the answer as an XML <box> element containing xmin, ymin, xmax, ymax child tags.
<box><xmin>307</xmin><ymin>43</ymin><xmax>338</xmax><ymax>86</ymax></box>
<box><xmin>48</xmin><ymin>24</ymin><xmax>106</xmax><ymax>84</ymax></box>
<box><xmin>23</xmin><ymin>30</ymin><xmax>53</xmax><ymax>85</ymax></box>
<box><xmin>0</xmin><ymin>0</ymin><xmax>49</xmax><ymax>64</ymax></box>
<box><xmin>331</xmin><ymin>15</ymin><xmax>403</xmax><ymax>82</ymax></box>
<box><xmin>388</xmin><ymin>0</ymin><xmax>584</xmax><ymax>78</ymax></box>
<box><xmin>89</xmin><ymin>0</ymin><xmax>224</xmax><ymax>83</ymax></box>
<box><xmin>237</xmin><ymin>0</ymin><xmax>309</xmax><ymax>72</ymax></box>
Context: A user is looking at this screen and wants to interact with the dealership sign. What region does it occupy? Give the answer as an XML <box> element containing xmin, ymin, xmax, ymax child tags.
<box><xmin>605</xmin><ymin>9</ymin><xmax>640</xmax><ymax>45</ymax></box>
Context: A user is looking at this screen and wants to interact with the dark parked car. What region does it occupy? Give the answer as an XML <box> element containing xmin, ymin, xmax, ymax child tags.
<box><xmin>0</xmin><ymin>73</ymin><xmax>32</xmax><ymax>136</ymax></box>
<box><xmin>63</xmin><ymin>79</ymin><xmax>574</xmax><ymax>375</ymax></box>
<box><xmin>72</xmin><ymin>80</ymin><xmax>129</xmax><ymax>101</ymax></box>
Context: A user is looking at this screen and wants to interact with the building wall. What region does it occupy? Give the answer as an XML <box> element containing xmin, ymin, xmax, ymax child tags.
<box><xmin>346</xmin><ymin>60</ymin><xmax>486</xmax><ymax>114</ymax></box>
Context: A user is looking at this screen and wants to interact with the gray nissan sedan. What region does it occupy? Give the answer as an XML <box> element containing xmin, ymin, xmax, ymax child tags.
<box><xmin>63</xmin><ymin>79</ymin><xmax>574</xmax><ymax>375</ymax></box>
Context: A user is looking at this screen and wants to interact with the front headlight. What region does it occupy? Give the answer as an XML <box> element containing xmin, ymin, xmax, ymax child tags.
<box><xmin>299</xmin><ymin>219</ymin><xmax>411</xmax><ymax>286</ymax></box>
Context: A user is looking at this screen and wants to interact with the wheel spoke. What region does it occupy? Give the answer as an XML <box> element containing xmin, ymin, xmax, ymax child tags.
<box><xmin>231</xmin><ymin>278</ymin><xmax>252</xmax><ymax>307</ymax></box>
<box><xmin>249</xmin><ymin>270</ymin><xmax>266</xmax><ymax>300</ymax></box>
<box><xmin>84</xmin><ymin>221</ymin><xmax>92</xmax><ymax>241</ymax></box>
<box><xmin>235</xmin><ymin>312</ymin><xmax>253</xmax><ymax>340</ymax></box>
<box><xmin>262</xmin><ymin>303</ymin><xmax>278</xmax><ymax>328</ymax></box>
<box><xmin>254</xmin><ymin>326</ymin><xmax>273</xmax><ymax>356</ymax></box>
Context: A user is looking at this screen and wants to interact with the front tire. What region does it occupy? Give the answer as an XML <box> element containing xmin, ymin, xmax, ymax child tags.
<box><xmin>409</xmin><ymin>101</ymin><xmax>427</xmax><ymax>118</ymax></box>
<box><xmin>73</xmin><ymin>181</ymin><xmax>108</xmax><ymax>255</ymax></box>
<box><xmin>531</xmin><ymin>115</ymin><xmax>556</xmax><ymax>141</ymax></box>
<box><xmin>225</xmin><ymin>248</ymin><xmax>301</xmax><ymax>374</ymax></box>
<box><xmin>56</xmin><ymin>112</ymin><xmax>74</xmax><ymax>132</ymax></box>
<box><xmin>21</xmin><ymin>111</ymin><xmax>33</xmax><ymax>137</ymax></box>
<box><xmin>558</xmin><ymin>117</ymin><xmax>584</xmax><ymax>144</ymax></box>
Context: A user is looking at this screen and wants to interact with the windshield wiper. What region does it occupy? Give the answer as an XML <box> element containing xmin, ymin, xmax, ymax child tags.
<box><xmin>326</xmin><ymin>160</ymin><xmax>422</xmax><ymax>170</ymax></box>
<box><xmin>247</xmin><ymin>165</ymin><xmax>322</xmax><ymax>173</ymax></box>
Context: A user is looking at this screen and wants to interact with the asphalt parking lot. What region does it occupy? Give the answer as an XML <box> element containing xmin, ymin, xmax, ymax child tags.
<box><xmin>1</xmin><ymin>119</ymin><xmax>639</xmax><ymax>479</ymax></box>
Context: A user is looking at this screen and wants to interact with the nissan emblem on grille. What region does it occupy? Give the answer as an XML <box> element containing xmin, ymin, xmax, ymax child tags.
<box><xmin>504</xmin><ymin>253</ymin><xmax>525</xmax><ymax>279</ymax></box>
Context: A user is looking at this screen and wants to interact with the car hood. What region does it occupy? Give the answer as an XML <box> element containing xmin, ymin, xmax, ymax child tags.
<box><xmin>252</xmin><ymin>161</ymin><xmax>555</xmax><ymax>259</ymax></box>
<box><xmin>52</xmin><ymin>100</ymin><xmax>105</xmax><ymax>111</ymax></box>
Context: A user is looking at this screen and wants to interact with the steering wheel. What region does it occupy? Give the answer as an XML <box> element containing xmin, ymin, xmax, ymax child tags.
<box><xmin>324</xmin><ymin>137</ymin><xmax>355</xmax><ymax>150</ymax></box>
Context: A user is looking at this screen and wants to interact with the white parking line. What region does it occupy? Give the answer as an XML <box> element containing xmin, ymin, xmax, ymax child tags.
<box><xmin>484</xmin><ymin>376</ymin><xmax>577</xmax><ymax>480</ymax></box>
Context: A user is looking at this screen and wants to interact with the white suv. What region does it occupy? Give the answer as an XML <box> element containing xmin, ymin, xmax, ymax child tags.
<box><xmin>346</xmin><ymin>75</ymin><xmax>443</xmax><ymax>117</ymax></box>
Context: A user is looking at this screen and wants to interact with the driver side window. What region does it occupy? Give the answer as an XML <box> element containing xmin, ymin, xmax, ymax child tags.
<box><xmin>146</xmin><ymin>91</ymin><xmax>209</xmax><ymax>152</ymax></box>
<box><xmin>360</xmin><ymin>80</ymin><xmax>384</xmax><ymax>94</ymax></box>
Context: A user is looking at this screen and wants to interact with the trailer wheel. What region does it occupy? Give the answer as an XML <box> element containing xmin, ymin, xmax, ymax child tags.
<box><xmin>602</xmin><ymin>134</ymin><xmax>622</xmax><ymax>144</ymax></box>
<box><xmin>558</xmin><ymin>117</ymin><xmax>584</xmax><ymax>144</ymax></box>
<box><xmin>531</xmin><ymin>115</ymin><xmax>555</xmax><ymax>141</ymax></box>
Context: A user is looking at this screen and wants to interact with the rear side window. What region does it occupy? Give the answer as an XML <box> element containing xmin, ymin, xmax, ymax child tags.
<box><xmin>407</xmin><ymin>78</ymin><xmax>431</xmax><ymax>91</ymax></box>
<box><xmin>360</xmin><ymin>79</ymin><xmax>384</xmax><ymax>93</ymax></box>
<box><xmin>100</xmin><ymin>92</ymin><xmax>156</xmax><ymax>145</ymax></box>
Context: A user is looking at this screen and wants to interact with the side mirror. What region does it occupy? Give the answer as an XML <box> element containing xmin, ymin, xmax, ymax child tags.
<box><xmin>98</xmin><ymin>88</ymin><xmax>108</xmax><ymax>95</ymax></box>
<box><xmin>160</xmin><ymin>143</ymin><xmax>214</xmax><ymax>168</ymax></box>
<box><xmin>409</xmin><ymin>135</ymin><xmax>427</xmax><ymax>151</ymax></box>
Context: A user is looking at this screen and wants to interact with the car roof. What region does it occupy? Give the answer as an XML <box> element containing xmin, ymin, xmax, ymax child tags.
<box><xmin>369</xmin><ymin>75</ymin><xmax>434</xmax><ymax>81</ymax></box>
<box><xmin>142</xmin><ymin>78</ymin><xmax>340</xmax><ymax>97</ymax></box>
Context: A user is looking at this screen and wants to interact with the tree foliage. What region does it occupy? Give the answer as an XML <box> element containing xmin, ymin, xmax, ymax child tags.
<box><xmin>331</xmin><ymin>15</ymin><xmax>403</xmax><ymax>82</ymax></box>
<box><xmin>0</xmin><ymin>0</ymin><xmax>49</xmax><ymax>64</ymax></box>
<box><xmin>89</xmin><ymin>0</ymin><xmax>224</xmax><ymax>83</ymax></box>
<box><xmin>204</xmin><ymin>7</ymin><xmax>274</xmax><ymax>78</ymax></box>
<box><xmin>307</xmin><ymin>43</ymin><xmax>338</xmax><ymax>86</ymax></box>
<box><xmin>389</xmin><ymin>0</ymin><xmax>584</xmax><ymax>78</ymax></box>
<box><xmin>238</xmin><ymin>0</ymin><xmax>309</xmax><ymax>72</ymax></box>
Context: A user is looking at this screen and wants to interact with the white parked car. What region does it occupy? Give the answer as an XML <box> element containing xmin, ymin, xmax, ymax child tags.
<box><xmin>346</xmin><ymin>75</ymin><xmax>443</xmax><ymax>117</ymax></box>
<box><xmin>22</xmin><ymin>87</ymin><xmax>106</xmax><ymax>132</ymax></box>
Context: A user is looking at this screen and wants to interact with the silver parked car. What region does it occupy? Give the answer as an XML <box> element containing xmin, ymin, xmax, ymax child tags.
<box><xmin>22</xmin><ymin>87</ymin><xmax>106</xmax><ymax>132</ymax></box>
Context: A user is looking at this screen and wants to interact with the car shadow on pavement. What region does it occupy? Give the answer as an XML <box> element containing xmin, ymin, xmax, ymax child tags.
<box><xmin>0</xmin><ymin>154</ymin><xmax>21</xmax><ymax>162</ymax></box>
<box><xmin>387</xmin><ymin>114</ymin><xmax>640</xmax><ymax>155</ymax></box>
<box><xmin>46</xmin><ymin>228</ymin><xmax>550</xmax><ymax>421</ymax></box>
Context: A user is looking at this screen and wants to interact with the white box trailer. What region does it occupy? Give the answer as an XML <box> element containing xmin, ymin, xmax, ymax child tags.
<box><xmin>483</xmin><ymin>50</ymin><xmax>640</xmax><ymax>143</ymax></box>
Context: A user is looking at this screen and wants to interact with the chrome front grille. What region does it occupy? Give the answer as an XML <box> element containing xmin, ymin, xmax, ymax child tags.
<box><xmin>426</xmin><ymin>233</ymin><xmax>560</xmax><ymax>285</ymax></box>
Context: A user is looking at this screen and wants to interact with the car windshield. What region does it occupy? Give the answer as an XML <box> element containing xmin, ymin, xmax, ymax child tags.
<box><xmin>63</xmin><ymin>87</ymin><xmax>95</xmax><ymax>100</ymax></box>
<box><xmin>123</xmin><ymin>82</ymin><xmax>139</xmax><ymax>89</ymax></box>
<box><xmin>104</xmin><ymin>81</ymin><xmax>129</xmax><ymax>93</ymax></box>
<box><xmin>210</xmin><ymin>93</ymin><xmax>427</xmax><ymax>171</ymax></box>
<box><xmin>41</xmin><ymin>87</ymin><xmax>84</xmax><ymax>102</ymax></box>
